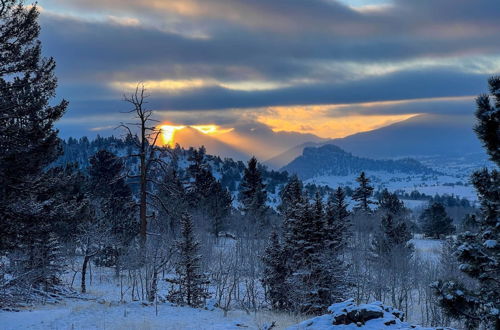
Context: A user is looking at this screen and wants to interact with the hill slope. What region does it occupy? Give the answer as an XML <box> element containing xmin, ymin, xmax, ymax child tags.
<box><xmin>330</xmin><ymin>114</ymin><xmax>482</xmax><ymax>159</ymax></box>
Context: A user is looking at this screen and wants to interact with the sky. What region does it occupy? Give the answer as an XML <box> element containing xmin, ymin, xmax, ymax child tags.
<box><xmin>38</xmin><ymin>0</ymin><xmax>500</xmax><ymax>144</ymax></box>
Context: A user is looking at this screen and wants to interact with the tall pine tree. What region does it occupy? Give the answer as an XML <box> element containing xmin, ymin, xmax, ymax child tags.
<box><xmin>158</xmin><ymin>165</ymin><xmax>188</xmax><ymax>236</ymax></box>
<box><xmin>261</xmin><ymin>231</ymin><xmax>288</xmax><ymax>310</ymax></box>
<box><xmin>352</xmin><ymin>172</ymin><xmax>374</xmax><ymax>213</ymax></box>
<box><xmin>325</xmin><ymin>187</ymin><xmax>351</xmax><ymax>251</ymax></box>
<box><xmin>433</xmin><ymin>76</ymin><xmax>500</xmax><ymax>329</ymax></box>
<box><xmin>0</xmin><ymin>1</ymin><xmax>70</xmax><ymax>293</ymax></box>
<box><xmin>88</xmin><ymin>150</ymin><xmax>137</xmax><ymax>275</ymax></box>
<box><xmin>419</xmin><ymin>202</ymin><xmax>454</xmax><ymax>239</ymax></box>
<box><xmin>186</xmin><ymin>150</ymin><xmax>232</xmax><ymax>237</ymax></box>
<box><xmin>377</xmin><ymin>188</ymin><xmax>406</xmax><ymax>217</ymax></box>
<box><xmin>167</xmin><ymin>213</ymin><xmax>210</xmax><ymax>307</ymax></box>
<box><xmin>238</xmin><ymin>157</ymin><xmax>268</xmax><ymax>226</ymax></box>
<box><xmin>370</xmin><ymin>214</ymin><xmax>414</xmax><ymax>306</ymax></box>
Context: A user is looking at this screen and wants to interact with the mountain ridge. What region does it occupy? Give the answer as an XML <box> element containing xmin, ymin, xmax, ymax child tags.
<box><xmin>266</xmin><ymin>113</ymin><xmax>485</xmax><ymax>168</ymax></box>
<box><xmin>282</xmin><ymin>144</ymin><xmax>436</xmax><ymax>180</ymax></box>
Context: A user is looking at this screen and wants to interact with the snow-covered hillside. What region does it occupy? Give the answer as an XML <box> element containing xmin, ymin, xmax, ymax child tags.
<box><xmin>305</xmin><ymin>171</ymin><xmax>477</xmax><ymax>202</ymax></box>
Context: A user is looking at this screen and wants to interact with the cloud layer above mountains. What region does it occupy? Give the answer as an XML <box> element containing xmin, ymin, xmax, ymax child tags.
<box><xmin>40</xmin><ymin>0</ymin><xmax>500</xmax><ymax>139</ymax></box>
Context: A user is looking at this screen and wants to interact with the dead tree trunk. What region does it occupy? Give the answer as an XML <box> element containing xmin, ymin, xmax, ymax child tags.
<box><xmin>81</xmin><ymin>255</ymin><xmax>90</xmax><ymax>293</ymax></box>
<box><xmin>121</xmin><ymin>85</ymin><xmax>165</xmax><ymax>251</ymax></box>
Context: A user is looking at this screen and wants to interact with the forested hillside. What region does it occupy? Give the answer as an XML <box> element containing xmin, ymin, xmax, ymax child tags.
<box><xmin>282</xmin><ymin>144</ymin><xmax>435</xmax><ymax>179</ymax></box>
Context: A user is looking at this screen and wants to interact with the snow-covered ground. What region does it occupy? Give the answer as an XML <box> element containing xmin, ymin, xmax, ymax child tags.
<box><xmin>411</xmin><ymin>235</ymin><xmax>443</xmax><ymax>263</ymax></box>
<box><xmin>0</xmin><ymin>267</ymin><xmax>302</xmax><ymax>330</ymax></box>
<box><xmin>305</xmin><ymin>171</ymin><xmax>477</xmax><ymax>202</ymax></box>
<box><xmin>0</xmin><ymin>237</ymin><xmax>445</xmax><ymax>329</ymax></box>
<box><xmin>0</xmin><ymin>299</ymin><xmax>294</xmax><ymax>330</ymax></box>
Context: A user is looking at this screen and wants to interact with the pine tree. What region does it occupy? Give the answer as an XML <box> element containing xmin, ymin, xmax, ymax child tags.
<box><xmin>158</xmin><ymin>165</ymin><xmax>188</xmax><ymax>235</ymax></box>
<box><xmin>433</xmin><ymin>76</ymin><xmax>500</xmax><ymax>329</ymax></box>
<box><xmin>205</xmin><ymin>181</ymin><xmax>232</xmax><ymax>237</ymax></box>
<box><xmin>0</xmin><ymin>1</ymin><xmax>67</xmax><ymax>245</ymax></box>
<box><xmin>460</xmin><ymin>213</ymin><xmax>479</xmax><ymax>233</ymax></box>
<box><xmin>310</xmin><ymin>192</ymin><xmax>328</xmax><ymax>258</ymax></box>
<box><xmin>325</xmin><ymin>187</ymin><xmax>350</xmax><ymax>251</ymax></box>
<box><xmin>0</xmin><ymin>1</ymin><xmax>70</xmax><ymax>295</ymax></box>
<box><xmin>167</xmin><ymin>213</ymin><xmax>210</xmax><ymax>307</ymax></box>
<box><xmin>88</xmin><ymin>150</ymin><xmax>137</xmax><ymax>274</ymax></box>
<box><xmin>186</xmin><ymin>154</ymin><xmax>232</xmax><ymax>237</ymax></box>
<box><xmin>283</xmin><ymin>197</ymin><xmax>346</xmax><ymax>314</ymax></box>
<box><xmin>279</xmin><ymin>175</ymin><xmax>306</xmax><ymax>255</ymax></box>
<box><xmin>27</xmin><ymin>232</ymin><xmax>65</xmax><ymax>290</ymax></box>
<box><xmin>238</xmin><ymin>157</ymin><xmax>268</xmax><ymax>225</ymax></box>
<box><xmin>371</xmin><ymin>214</ymin><xmax>413</xmax><ymax>258</ymax></box>
<box><xmin>352</xmin><ymin>172</ymin><xmax>374</xmax><ymax>212</ymax></box>
<box><xmin>370</xmin><ymin>214</ymin><xmax>414</xmax><ymax>305</ymax></box>
<box><xmin>278</xmin><ymin>175</ymin><xmax>303</xmax><ymax>218</ymax></box>
<box><xmin>273</xmin><ymin>179</ymin><xmax>349</xmax><ymax>313</ymax></box>
<box><xmin>261</xmin><ymin>231</ymin><xmax>288</xmax><ymax>310</ymax></box>
<box><xmin>419</xmin><ymin>202</ymin><xmax>454</xmax><ymax>239</ymax></box>
<box><xmin>187</xmin><ymin>146</ymin><xmax>207</xmax><ymax>179</ymax></box>
<box><xmin>377</xmin><ymin>188</ymin><xmax>406</xmax><ymax>217</ymax></box>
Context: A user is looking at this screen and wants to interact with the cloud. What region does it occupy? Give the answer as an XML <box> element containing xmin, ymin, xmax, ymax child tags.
<box><xmin>40</xmin><ymin>3</ymin><xmax>500</xmax><ymax>84</ymax></box>
<box><xmin>39</xmin><ymin>0</ymin><xmax>500</xmax><ymax>139</ymax></box>
<box><xmin>136</xmin><ymin>69</ymin><xmax>489</xmax><ymax>111</ymax></box>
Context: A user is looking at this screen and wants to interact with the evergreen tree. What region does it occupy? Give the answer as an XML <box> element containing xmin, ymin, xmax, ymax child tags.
<box><xmin>186</xmin><ymin>153</ymin><xmax>232</xmax><ymax>236</ymax></box>
<box><xmin>186</xmin><ymin>147</ymin><xmax>209</xmax><ymax>204</ymax></box>
<box><xmin>325</xmin><ymin>187</ymin><xmax>350</xmax><ymax>251</ymax></box>
<box><xmin>371</xmin><ymin>214</ymin><xmax>413</xmax><ymax>258</ymax></box>
<box><xmin>279</xmin><ymin>175</ymin><xmax>306</xmax><ymax>252</ymax></box>
<box><xmin>278</xmin><ymin>175</ymin><xmax>303</xmax><ymax>218</ymax></box>
<box><xmin>205</xmin><ymin>181</ymin><xmax>232</xmax><ymax>237</ymax></box>
<box><xmin>0</xmin><ymin>1</ymin><xmax>67</xmax><ymax>190</ymax></box>
<box><xmin>370</xmin><ymin>214</ymin><xmax>414</xmax><ymax>305</ymax></box>
<box><xmin>377</xmin><ymin>188</ymin><xmax>406</xmax><ymax>217</ymax></box>
<box><xmin>187</xmin><ymin>146</ymin><xmax>207</xmax><ymax>180</ymax></box>
<box><xmin>434</xmin><ymin>76</ymin><xmax>500</xmax><ymax>329</ymax></box>
<box><xmin>238</xmin><ymin>157</ymin><xmax>268</xmax><ymax>223</ymax></box>
<box><xmin>167</xmin><ymin>213</ymin><xmax>210</xmax><ymax>307</ymax></box>
<box><xmin>419</xmin><ymin>202</ymin><xmax>454</xmax><ymax>239</ymax></box>
<box><xmin>261</xmin><ymin>231</ymin><xmax>288</xmax><ymax>310</ymax></box>
<box><xmin>158</xmin><ymin>165</ymin><xmax>188</xmax><ymax>235</ymax></box>
<box><xmin>312</xmin><ymin>191</ymin><xmax>324</xmax><ymax>223</ymax></box>
<box><xmin>352</xmin><ymin>172</ymin><xmax>374</xmax><ymax>212</ymax></box>
<box><xmin>283</xmin><ymin>197</ymin><xmax>347</xmax><ymax>314</ymax></box>
<box><xmin>0</xmin><ymin>1</ymin><xmax>70</xmax><ymax>294</ymax></box>
<box><xmin>460</xmin><ymin>214</ymin><xmax>479</xmax><ymax>233</ymax></box>
<box><xmin>87</xmin><ymin>150</ymin><xmax>137</xmax><ymax>273</ymax></box>
<box><xmin>37</xmin><ymin>233</ymin><xmax>65</xmax><ymax>288</ymax></box>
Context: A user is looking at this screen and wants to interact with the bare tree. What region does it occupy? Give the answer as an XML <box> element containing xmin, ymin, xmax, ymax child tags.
<box><xmin>76</xmin><ymin>219</ymin><xmax>112</xmax><ymax>293</ymax></box>
<box><xmin>119</xmin><ymin>84</ymin><xmax>170</xmax><ymax>249</ymax></box>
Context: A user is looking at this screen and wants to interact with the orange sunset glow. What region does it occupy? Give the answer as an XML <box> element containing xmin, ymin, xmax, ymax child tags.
<box><xmin>159</xmin><ymin>124</ymin><xmax>234</xmax><ymax>146</ymax></box>
<box><xmin>256</xmin><ymin>105</ymin><xmax>419</xmax><ymax>139</ymax></box>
